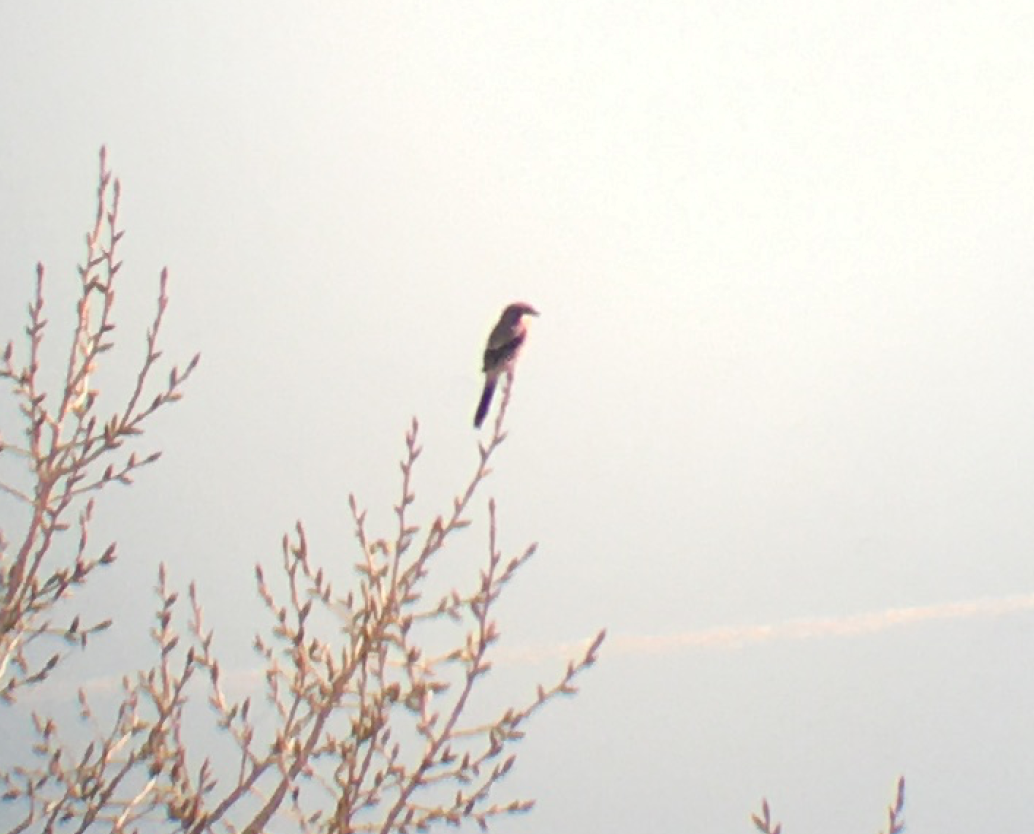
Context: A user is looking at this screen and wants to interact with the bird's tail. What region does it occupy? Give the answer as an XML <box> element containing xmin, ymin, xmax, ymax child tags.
<box><xmin>474</xmin><ymin>378</ymin><xmax>497</xmax><ymax>428</ymax></box>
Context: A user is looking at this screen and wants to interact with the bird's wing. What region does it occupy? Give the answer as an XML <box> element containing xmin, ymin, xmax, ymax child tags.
<box><xmin>483</xmin><ymin>331</ymin><xmax>525</xmax><ymax>373</ymax></box>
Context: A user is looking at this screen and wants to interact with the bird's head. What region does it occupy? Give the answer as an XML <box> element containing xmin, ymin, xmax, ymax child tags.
<box><xmin>502</xmin><ymin>302</ymin><xmax>539</xmax><ymax>324</ymax></box>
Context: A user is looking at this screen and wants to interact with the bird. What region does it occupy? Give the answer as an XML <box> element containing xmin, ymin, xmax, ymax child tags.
<box><xmin>474</xmin><ymin>302</ymin><xmax>539</xmax><ymax>428</ymax></box>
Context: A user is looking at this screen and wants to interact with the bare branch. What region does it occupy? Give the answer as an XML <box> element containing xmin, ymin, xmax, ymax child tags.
<box><xmin>1</xmin><ymin>146</ymin><xmax>198</xmax><ymax>701</ymax></box>
<box><xmin>879</xmin><ymin>776</ymin><xmax>906</xmax><ymax>834</ymax></box>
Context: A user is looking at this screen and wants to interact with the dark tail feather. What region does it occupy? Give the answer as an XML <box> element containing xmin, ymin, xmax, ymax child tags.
<box><xmin>474</xmin><ymin>378</ymin><xmax>497</xmax><ymax>428</ymax></box>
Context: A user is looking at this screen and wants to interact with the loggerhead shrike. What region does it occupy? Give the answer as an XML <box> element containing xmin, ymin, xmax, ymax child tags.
<box><xmin>474</xmin><ymin>302</ymin><xmax>539</xmax><ymax>428</ymax></box>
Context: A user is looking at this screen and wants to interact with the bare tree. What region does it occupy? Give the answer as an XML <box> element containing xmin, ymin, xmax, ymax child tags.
<box><xmin>0</xmin><ymin>149</ymin><xmax>605</xmax><ymax>833</ymax></box>
<box><xmin>0</xmin><ymin>147</ymin><xmax>904</xmax><ymax>834</ymax></box>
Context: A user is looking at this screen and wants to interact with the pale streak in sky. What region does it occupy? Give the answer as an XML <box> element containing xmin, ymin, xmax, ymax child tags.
<box><xmin>502</xmin><ymin>592</ymin><xmax>1034</xmax><ymax>663</ymax></box>
<box><xmin>24</xmin><ymin>592</ymin><xmax>1034</xmax><ymax>705</ymax></box>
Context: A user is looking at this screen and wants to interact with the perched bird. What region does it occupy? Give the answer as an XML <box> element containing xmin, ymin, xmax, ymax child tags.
<box><xmin>474</xmin><ymin>302</ymin><xmax>539</xmax><ymax>428</ymax></box>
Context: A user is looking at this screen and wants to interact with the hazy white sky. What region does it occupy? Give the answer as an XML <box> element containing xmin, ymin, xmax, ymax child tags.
<box><xmin>3</xmin><ymin>2</ymin><xmax>1034</xmax><ymax>832</ymax></box>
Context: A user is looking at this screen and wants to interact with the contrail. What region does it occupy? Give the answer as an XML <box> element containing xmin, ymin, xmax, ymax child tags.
<box><xmin>503</xmin><ymin>591</ymin><xmax>1034</xmax><ymax>663</ymax></box>
<box><xmin>23</xmin><ymin>592</ymin><xmax>1034</xmax><ymax>704</ymax></box>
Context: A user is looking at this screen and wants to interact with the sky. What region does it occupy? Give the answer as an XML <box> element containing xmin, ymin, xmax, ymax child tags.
<box><xmin>2</xmin><ymin>2</ymin><xmax>1034</xmax><ymax>832</ymax></box>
